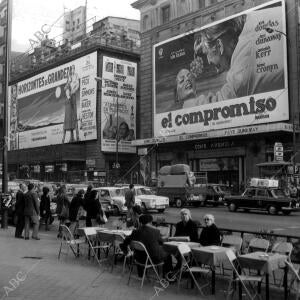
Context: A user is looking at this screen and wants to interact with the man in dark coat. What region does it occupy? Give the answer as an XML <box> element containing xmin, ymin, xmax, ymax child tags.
<box><xmin>125</xmin><ymin>184</ymin><xmax>137</xmax><ymax>227</ymax></box>
<box><xmin>120</xmin><ymin>214</ymin><xmax>173</xmax><ymax>277</ymax></box>
<box><xmin>175</xmin><ymin>208</ymin><xmax>199</xmax><ymax>242</ymax></box>
<box><xmin>14</xmin><ymin>183</ymin><xmax>26</xmax><ymax>238</ymax></box>
<box><xmin>24</xmin><ymin>183</ymin><xmax>40</xmax><ymax>240</ymax></box>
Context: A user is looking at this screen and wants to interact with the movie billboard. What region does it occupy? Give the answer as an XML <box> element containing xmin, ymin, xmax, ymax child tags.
<box><xmin>153</xmin><ymin>0</ymin><xmax>288</xmax><ymax>137</ymax></box>
<box><xmin>101</xmin><ymin>56</ymin><xmax>137</xmax><ymax>153</ymax></box>
<box><xmin>8</xmin><ymin>52</ymin><xmax>97</xmax><ymax>150</ymax></box>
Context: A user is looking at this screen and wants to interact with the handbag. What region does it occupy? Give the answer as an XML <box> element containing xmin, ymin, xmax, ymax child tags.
<box><xmin>96</xmin><ymin>211</ymin><xmax>108</xmax><ymax>225</ymax></box>
<box><xmin>76</xmin><ymin>206</ymin><xmax>87</xmax><ymax>220</ymax></box>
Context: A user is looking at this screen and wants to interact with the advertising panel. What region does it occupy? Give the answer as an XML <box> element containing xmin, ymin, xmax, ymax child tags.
<box><xmin>153</xmin><ymin>0</ymin><xmax>288</xmax><ymax>137</ymax></box>
<box><xmin>101</xmin><ymin>56</ymin><xmax>137</xmax><ymax>153</ymax></box>
<box><xmin>8</xmin><ymin>52</ymin><xmax>97</xmax><ymax>150</ymax></box>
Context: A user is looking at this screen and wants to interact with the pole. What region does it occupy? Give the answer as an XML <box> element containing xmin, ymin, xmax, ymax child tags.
<box><xmin>1</xmin><ymin>0</ymin><xmax>11</xmax><ymax>229</ymax></box>
<box><xmin>116</xmin><ymin>90</ymin><xmax>119</xmax><ymax>168</ymax></box>
<box><xmin>293</xmin><ymin>115</ymin><xmax>296</xmax><ymax>182</ymax></box>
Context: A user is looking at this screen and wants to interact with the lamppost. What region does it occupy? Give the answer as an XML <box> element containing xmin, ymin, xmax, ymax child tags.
<box><xmin>265</xmin><ymin>27</ymin><xmax>297</xmax><ymax>182</ymax></box>
<box><xmin>95</xmin><ymin>76</ymin><xmax>120</xmax><ymax>171</ymax></box>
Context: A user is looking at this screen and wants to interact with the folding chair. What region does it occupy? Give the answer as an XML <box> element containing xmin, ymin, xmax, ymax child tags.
<box><xmin>96</xmin><ymin>231</ymin><xmax>116</xmax><ymax>271</ymax></box>
<box><xmin>83</xmin><ymin>227</ymin><xmax>104</xmax><ymax>266</ymax></box>
<box><xmin>285</xmin><ymin>260</ymin><xmax>300</xmax><ymax>300</ymax></box>
<box><xmin>225</xmin><ymin>249</ymin><xmax>263</xmax><ymax>300</ymax></box>
<box><xmin>271</xmin><ymin>242</ymin><xmax>293</xmax><ymax>286</ymax></box>
<box><xmin>58</xmin><ymin>225</ymin><xmax>86</xmax><ymax>259</ymax></box>
<box><xmin>113</xmin><ymin>233</ymin><xmax>133</xmax><ymax>274</ymax></box>
<box><xmin>220</xmin><ymin>235</ymin><xmax>243</xmax><ymax>275</ymax></box>
<box><xmin>177</xmin><ymin>243</ymin><xmax>210</xmax><ymax>295</ymax></box>
<box><xmin>247</xmin><ymin>238</ymin><xmax>270</xmax><ymax>253</ymax></box>
<box><xmin>127</xmin><ymin>240</ymin><xmax>164</xmax><ymax>288</ymax></box>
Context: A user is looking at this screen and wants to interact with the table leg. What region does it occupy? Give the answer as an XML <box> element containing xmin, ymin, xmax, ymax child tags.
<box><xmin>211</xmin><ymin>269</ymin><xmax>215</xmax><ymax>295</ymax></box>
<box><xmin>265</xmin><ymin>273</ymin><xmax>269</xmax><ymax>300</ymax></box>
<box><xmin>284</xmin><ymin>265</ymin><xmax>288</xmax><ymax>300</ymax></box>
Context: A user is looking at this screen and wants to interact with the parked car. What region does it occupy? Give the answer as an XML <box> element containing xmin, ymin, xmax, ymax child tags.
<box><xmin>225</xmin><ymin>186</ymin><xmax>299</xmax><ymax>215</ymax></box>
<box><xmin>195</xmin><ymin>184</ymin><xmax>229</xmax><ymax>206</ymax></box>
<box><xmin>123</xmin><ymin>185</ymin><xmax>169</xmax><ymax>213</ymax></box>
<box><xmin>94</xmin><ymin>187</ymin><xmax>141</xmax><ymax>215</ymax></box>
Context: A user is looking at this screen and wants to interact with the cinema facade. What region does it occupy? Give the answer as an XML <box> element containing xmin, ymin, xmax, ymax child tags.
<box><xmin>7</xmin><ymin>44</ymin><xmax>139</xmax><ymax>184</ymax></box>
<box><xmin>132</xmin><ymin>0</ymin><xmax>300</xmax><ymax>190</ymax></box>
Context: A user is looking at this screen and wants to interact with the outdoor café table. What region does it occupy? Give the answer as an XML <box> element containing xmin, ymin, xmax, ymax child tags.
<box><xmin>163</xmin><ymin>241</ymin><xmax>200</xmax><ymax>255</ymax></box>
<box><xmin>191</xmin><ymin>245</ymin><xmax>232</xmax><ymax>295</ymax></box>
<box><xmin>101</xmin><ymin>229</ymin><xmax>133</xmax><ymax>237</ymax></box>
<box><xmin>238</xmin><ymin>251</ymin><xmax>288</xmax><ymax>300</ymax></box>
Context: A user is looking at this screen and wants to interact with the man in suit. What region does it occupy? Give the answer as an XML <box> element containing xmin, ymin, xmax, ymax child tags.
<box><xmin>120</xmin><ymin>214</ymin><xmax>173</xmax><ymax>277</ymax></box>
<box><xmin>14</xmin><ymin>183</ymin><xmax>27</xmax><ymax>238</ymax></box>
<box><xmin>24</xmin><ymin>183</ymin><xmax>40</xmax><ymax>240</ymax></box>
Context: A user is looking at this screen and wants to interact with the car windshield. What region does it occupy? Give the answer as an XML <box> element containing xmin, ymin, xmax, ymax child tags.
<box><xmin>110</xmin><ymin>189</ymin><xmax>125</xmax><ymax>197</ymax></box>
<box><xmin>136</xmin><ymin>188</ymin><xmax>154</xmax><ymax>195</ymax></box>
<box><xmin>270</xmin><ymin>189</ymin><xmax>286</xmax><ymax>198</ymax></box>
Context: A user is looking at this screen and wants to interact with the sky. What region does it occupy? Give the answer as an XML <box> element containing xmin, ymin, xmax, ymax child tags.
<box><xmin>11</xmin><ymin>0</ymin><xmax>140</xmax><ymax>53</ymax></box>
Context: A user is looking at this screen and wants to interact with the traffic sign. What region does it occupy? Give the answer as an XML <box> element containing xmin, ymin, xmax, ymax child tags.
<box><xmin>274</xmin><ymin>142</ymin><xmax>283</xmax><ymax>162</ymax></box>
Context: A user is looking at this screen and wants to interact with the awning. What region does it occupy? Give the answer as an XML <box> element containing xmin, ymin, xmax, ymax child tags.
<box><xmin>132</xmin><ymin>122</ymin><xmax>296</xmax><ymax>147</ymax></box>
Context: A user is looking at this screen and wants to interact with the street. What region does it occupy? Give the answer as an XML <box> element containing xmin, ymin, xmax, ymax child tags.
<box><xmin>154</xmin><ymin>206</ymin><xmax>300</xmax><ymax>236</ymax></box>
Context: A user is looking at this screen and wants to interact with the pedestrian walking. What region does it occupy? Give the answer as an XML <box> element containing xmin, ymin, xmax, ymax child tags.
<box><xmin>56</xmin><ymin>185</ymin><xmax>70</xmax><ymax>238</ymax></box>
<box><xmin>24</xmin><ymin>183</ymin><xmax>40</xmax><ymax>240</ymax></box>
<box><xmin>69</xmin><ymin>189</ymin><xmax>85</xmax><ymax>235</ymax></box>
<box><xmin>14</xmin><ymin>183</ymin><xmax>26</xmax><ymax>238</ymax></box>
<box><xmin>40</xmin><ymin>187</ymin><xmax>51</xmax><ymax>231</ymax></box>
<box><xmin>85</xmin><ymin>190</ymin><xmax>105</xmax><ymax>227</ymax></box>
<box><xmin>125</xmin><ymin>184</ymin><xmax>138</xmax><ymax>228</ymax></box>
<box><xmin>83</xmin><ymin>184</ymin><xmax>93</xmax><ymax>207</ymax></box>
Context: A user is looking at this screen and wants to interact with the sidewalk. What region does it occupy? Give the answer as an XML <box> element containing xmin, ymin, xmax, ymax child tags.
<box><xmin>0</xmin><ymin>224</ymin><xmax>291</xmax><ymax>300</ymax></box>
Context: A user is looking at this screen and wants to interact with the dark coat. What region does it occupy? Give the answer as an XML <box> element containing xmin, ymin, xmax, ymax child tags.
<box><xmin>121</xmin><ymin>225</ymin><xmax>168</xmax><ymax>264</ymax></box>
<box><xmin>125</xmin><ymin>189</ymin><xmax>135</xmax><ymax>208</ymax></box>
<box><xmin>23</xmin><ymin>190</ymin><xmax>40</xmax><ymax>217</ymax></box>
<box><xmin>175</xmin><ymin>219</ymin><xmax>199</xmax><ymax>242</ymax></box>
<box><xmin>199</xmin><ymin>223</ymin><xmax>221</xmax><ymax>246</ymax></box>
<box><xmin>15</xmin><ymin>190</ymin><xmax>25</xmax><ymax>215</ymax></box>
<box><xmin>69</xmin><ymin>195</ymin><xmax>84</xmax><ymax>222</ymax></box>
<box><xmin>85</xmin><ymin>196</ymin><xmax>102</xmax><ymax>220</ymax></box>
<box><xmin>56</xmin><ymin>193</ymin><xmax>70</xmax><ymax>216</ymax></box>
<box><xmin>40</xmin><ymin>194</ymin><xmax>51</xmax><ymax>218</ymax></box>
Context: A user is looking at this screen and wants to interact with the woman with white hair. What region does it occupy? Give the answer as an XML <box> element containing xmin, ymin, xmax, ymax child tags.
<box><xmin>174</xmin><ymin>208</ymin><xmax>199</xmax><ymax>242</ymax></box>
<box><xmin>199</xmin><ymin>214</ymin><xmax>221</xmax><ymax>246</ymax></box>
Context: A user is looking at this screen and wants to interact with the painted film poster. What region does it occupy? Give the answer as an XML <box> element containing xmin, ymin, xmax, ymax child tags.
<box><xmin>8</xmin><ymin>52</ymin><xmax>97</xmax><ymax>150</ymax></box>
<box><xmin>101</xmin><ymin>56</ymin><xmax>137</xmax><ymax>153</ymax></box>
<box><xmin>153</xmin><ymin>0</ymin><xmax>289</xmax><ymax>138</ymax></box>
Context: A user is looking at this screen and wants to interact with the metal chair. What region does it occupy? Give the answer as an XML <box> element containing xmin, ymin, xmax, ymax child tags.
<box><xmin>271</xmin><ymin>242</ymin><xmax>293</xmax><ymax>287</ymax></box>
<box><xmin>247</xmin><ymin>238</ymin><xmax>270</xmax><ymax>253</ymax></box>
<box><xmin>127</xmin><ymin>240</ymin><xmax>164</xmax><ymax>288</ymax></box>
<box><xmin>58</xmin><ymin>224</ymin><xmax>86</xmax><ymax>259</ymax></box>
<box><xmin>225</xmin><ymin>249</ymin><xmax>263</xmax><ymax>300</ymax></box>
<box><xmin>82</xmin><ymin>227</ymin><xmax>103</xmax><ymax>266</ymax></box>
<box><xmin>285</xmin><ymin>260</ymin><xmax>300</xmax><ymax>300</ymax></box>
<box><xmin>113</xmin><ymin>233</ymin><xmax>133</xmax><ymax>274</ymax></box>
<box><xmin>177</xmin><ymin>243</ymin><xmax>210</xmax><ymax>295</ymax></box>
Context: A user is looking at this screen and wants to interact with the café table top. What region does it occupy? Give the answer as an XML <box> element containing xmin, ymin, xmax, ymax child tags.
<box><xmin>238</xmin><ymin>251</ymin><xmax>287</xmax><ymax>274</ymax></box>
<box><xmin>192</xmin><ymin>246</ymin><xmax>232</xmax><ymax>266</ymax></box>
<box><xmin>164</xmin><ymin>241</ymin><xmax>201</xmax><ymax>248</ymax></box>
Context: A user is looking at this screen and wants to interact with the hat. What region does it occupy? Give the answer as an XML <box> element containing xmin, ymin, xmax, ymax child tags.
<box><xmin>139</xmin><ymin>214</ymin><xmax>153</xmax><ymax>225</ymax></box>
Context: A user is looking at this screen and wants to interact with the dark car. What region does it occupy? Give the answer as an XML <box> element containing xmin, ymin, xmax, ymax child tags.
<box><xmin>225</xmin><ymin>187</ymin><xmax>299</xmax><ymax>215</ymax></box>
<box><xmin>203</xmin><ymin>184</ymin><xmax>230</xmax><ymax>206</ymax></box>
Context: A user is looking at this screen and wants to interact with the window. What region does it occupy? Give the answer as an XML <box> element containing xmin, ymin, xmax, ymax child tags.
<box><xmin>142</xmin><ymin>15</ymin><xmax>149</xmax><ymax>31</ymax></box>
<box><xmin>257</xmin><ymin>189</ymin><xmax>267</xmax><ymax>197</ymax></box>
<box><xmin>161</xmin><ymin>5</ymin><xmax>170</xmax><ymax>24</ymax></box>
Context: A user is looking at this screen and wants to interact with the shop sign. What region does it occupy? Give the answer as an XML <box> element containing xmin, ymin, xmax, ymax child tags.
<box><xmin>194</xmin><ymin>140</ymin><xmax>236</xmax><ymax>151</ymax></box>
<box><xmin>32</xmin><ymin>165</ymin><xmax>40</xmax><ymax>173</ymax></box>
<box><xmin>86</xmin><ymin>159</ymin><xmax>96</xmax><ymax>170</ymax></box>
<box><xmin>45</xmin><ymin>165</ymin><xmax>54</xmax><ymax>173</ymax></box>
<box><xmin>274</xmin><ymin>142</ymin><xmax>283</xmax><ymax>161</ymax></box>
<box><xmin>97</xmin><ymin>171</ymin><xmax>106</xmax><ymax>177</ymax></box>
<box><xmin>199</xmin><ymin>158</ymin><xmax>238</xmax><ymax>171</ymax></box>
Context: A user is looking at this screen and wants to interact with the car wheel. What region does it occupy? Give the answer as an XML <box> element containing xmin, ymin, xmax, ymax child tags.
<box><xmin>175</xmin><ymin>198</ymin><xmax>183</xmax><ymax>208</ymax></box>
<box><xmin>157</xmin><ymin>209</ymin><xmax>165</xmax><ymax>213</ymax></box>
<box><xmin>268</xmin><ymin>205</ymin><xmax>278</xmax><ymax>215</ymax></box>
<box><xmin>228</xmin><ymin>203</ymin><xmax>237</xmax><ymax>212</ymax></box>
<box><xmin>141</xmin><ymin>203</ymin><xmax>147</xmax><ymax>213</ymax></box>
<box><xmin>282</xmin><ymin>210</ymin><xmax>291</xmax><ymax>216</ymax></box>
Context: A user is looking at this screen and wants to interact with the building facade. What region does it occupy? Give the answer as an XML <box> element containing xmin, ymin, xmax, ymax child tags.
<box><xmin>132</xmin><ymin>0</ymin><xmax>300</xmax><ymax>190</ymax></box>
<box><xmin>8</xmin><ymin>35</ymin><xmax>140</xmax><ymax>184</ymax></box>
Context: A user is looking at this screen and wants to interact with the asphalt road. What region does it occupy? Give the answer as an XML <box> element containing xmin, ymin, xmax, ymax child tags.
<box><xmin>152</xmin><ymin>205</ymin><xmax>300</xmax><ymax>237</ymax></box>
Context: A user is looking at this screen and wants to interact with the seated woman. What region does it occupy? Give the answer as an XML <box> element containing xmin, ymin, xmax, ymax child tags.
<box><xmin>174</xmin><ymin>208</ymin><xmax>199</xmax><ymax>242</ymax></box>
<box><xmin>199</xmin><ymin>214</ymin><xmax>221</xmax><ymax>246</ymax></box>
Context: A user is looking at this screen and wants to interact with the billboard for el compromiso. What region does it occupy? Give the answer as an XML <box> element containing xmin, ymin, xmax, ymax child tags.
<box><xmin>8</xmin><ymin>52</ymin><xmax>97</xmax><ymax>150</ymax></box>
<box><xmin>153</xmin><ymin>0</ymin><xmax>288</xmax><ymax>137</ymax></box>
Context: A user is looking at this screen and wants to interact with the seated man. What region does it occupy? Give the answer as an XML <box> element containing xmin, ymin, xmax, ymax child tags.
<box><xmin>174</xmin><ymin>208</ymin><xmax>199</xmax><ymax>242</ymax></box>
<box><xmin>120</xmin><ymin>214</ymin><xmax>173</xmax><ymax>278</ymax></box>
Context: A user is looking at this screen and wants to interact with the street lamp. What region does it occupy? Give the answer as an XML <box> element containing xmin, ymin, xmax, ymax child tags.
<box><xmin>95</xmin><ymin>76</ymin><xmax>120</xmax><ymax>171</ymax></box>
<box><xmin>265</xmin><ymin>27</ymin><xmax>297</xmax><ymax>182</ymax></box>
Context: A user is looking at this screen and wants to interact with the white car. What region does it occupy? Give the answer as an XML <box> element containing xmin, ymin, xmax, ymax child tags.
<box><xmin>94</xmin><ymin>187</ymin><xmax>141</xmax><ymax>215</ymax></box>
<box><xmin>131</xmin><ymin>185</ymin><xmax>169</xmax><ymax>213</ymax></box>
